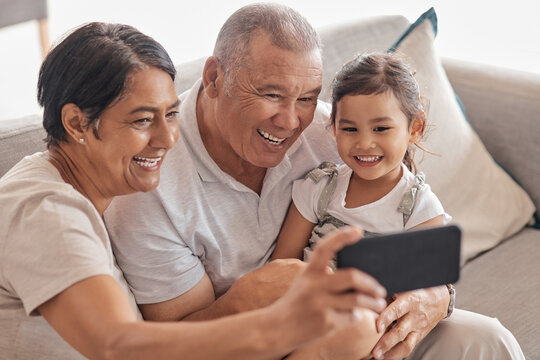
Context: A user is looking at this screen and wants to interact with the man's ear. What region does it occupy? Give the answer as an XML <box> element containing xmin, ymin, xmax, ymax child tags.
<box><xmin>409</xmin><ymin>114</ymin><xmax>426</xmax><ymax>143</ymax></box>
<box><xmin>61</xmin><ymin>103</ymin><xmax>87</xmax><ymax>144</ymax></box>
<box><xmin>202</xmin><ymin>56</ymin><xmax>222</xmax><ymax>98</ymax></box>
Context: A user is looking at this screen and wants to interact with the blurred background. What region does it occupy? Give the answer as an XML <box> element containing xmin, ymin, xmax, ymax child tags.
<box><xmin>1</xmin><ymin>0</ymin><xmax>539</xmax><ymax>121</ymax></box>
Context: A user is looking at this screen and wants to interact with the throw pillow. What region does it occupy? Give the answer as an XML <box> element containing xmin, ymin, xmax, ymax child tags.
<box><xmin>391</xmin><ymin>8</ymin><xmax>535</xmax><ymax>263</ymax></box>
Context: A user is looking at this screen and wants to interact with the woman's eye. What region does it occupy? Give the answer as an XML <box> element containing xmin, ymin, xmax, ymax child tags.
<box><xmin>265</xmin><ymin>94</ymin><xmax>281</xmax><ymax>99</ymax></box>
<box><xmin>166</xmin><ymin>111</ymin><xmax>179</xmax><ymax>121</ymax></box>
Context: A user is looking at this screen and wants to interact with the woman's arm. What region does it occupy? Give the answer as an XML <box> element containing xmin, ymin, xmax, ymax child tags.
<box><xmin>39</xmin><ymin>226</ymin><xmax>387</xmax><ymax>360</ymax></box>
<box><xmin>271</xmin><ymin>202</ymin><xmax>317</xmax><ymax>260</ymax></box>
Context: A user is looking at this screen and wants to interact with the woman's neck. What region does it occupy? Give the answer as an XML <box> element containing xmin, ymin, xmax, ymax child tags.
<box><xmin>47</xmin><ymin>146</ymin><xmax>112</xmax><ymax>215</ymax></box>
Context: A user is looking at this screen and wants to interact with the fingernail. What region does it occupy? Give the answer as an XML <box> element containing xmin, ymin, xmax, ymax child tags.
<box><xmin>377</xmin><ymin>298</ymin><xmax>387</xmax><ymax>308</ymax></box>
<box><xmin>373</xmin><ymin>348</ymin><xmax>383</xmax><ymax>359</ymax></box>
<box><xmin>378</xmin><ymin>322</ymin><xmax>386</xmax><ymax>333</ymax></box>
<box><xmin>353</xmin><ymin>308</ymin><xmax>363</xmax><ymax>320</ymax></box>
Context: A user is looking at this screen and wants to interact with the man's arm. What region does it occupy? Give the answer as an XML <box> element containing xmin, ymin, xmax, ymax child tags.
<box><xmin>141</xmin><ymin>258</ymin><xmax>306</xmax><ymax>321</ymax></box>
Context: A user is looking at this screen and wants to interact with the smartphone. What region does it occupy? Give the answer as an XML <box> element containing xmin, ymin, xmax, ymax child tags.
<box><xmin>336</xmin><ymin>225</ymin><xmax>461</xmax><ymax>294</ymax></box>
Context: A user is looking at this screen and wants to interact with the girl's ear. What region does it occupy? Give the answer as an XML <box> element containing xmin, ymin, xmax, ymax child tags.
<box><xmin>61</xmin><ymin>103</ymin><xmax>88</xmax><ymax>144</ymax></box>
<box><xmin>332</xmin><ymin>121</ymin><xmax>336</xmax><ymax>136</ymax></box>
<box><xmin>409</xmin><ymin>113</ymin><xmax>426</xmax><ymax>143</ymax></box>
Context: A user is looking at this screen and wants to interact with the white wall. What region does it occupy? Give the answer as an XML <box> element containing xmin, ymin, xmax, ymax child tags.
<box><xmin>1</xmin><ymin>0</ymin><xmax>539</xmax><ymax>121</ymax></box>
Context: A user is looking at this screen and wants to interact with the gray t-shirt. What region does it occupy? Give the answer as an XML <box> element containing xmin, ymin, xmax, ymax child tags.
<box><xmin>104</xmin><ymin>79</ymin><xmax>342</xmax><ymax>301</ymax></box>
<box><xmin>0</xmin><ymin>152</ymin><xmax>140</xmax><ymax>359</ymax></box>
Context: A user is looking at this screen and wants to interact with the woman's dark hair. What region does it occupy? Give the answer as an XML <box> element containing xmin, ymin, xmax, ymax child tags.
<box><xmin>37</xmin><ymin>22</ymin><xmax>176</xmax><ymax>148</ymax></box>
<box><xmin>330</xmin><ymin>52</ymin><xmax>426</xmax><ymax>172</ymax></box>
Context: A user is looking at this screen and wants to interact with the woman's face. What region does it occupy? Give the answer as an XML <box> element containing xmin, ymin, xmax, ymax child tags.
<box><xmin>82</xmin><ymin>66</ymin><xmax>180</xmax><ymax>197</ymax></box>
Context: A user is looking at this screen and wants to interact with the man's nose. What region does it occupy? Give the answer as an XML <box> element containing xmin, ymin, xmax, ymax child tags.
<box><xmin>274</xmin><ymin>102</ymin><xmax>300</xmax><ymax>131</ymax></box>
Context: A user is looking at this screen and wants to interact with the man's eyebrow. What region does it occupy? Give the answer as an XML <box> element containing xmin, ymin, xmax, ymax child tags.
<box><xmin>256</xmin><ymin>85</ymin><xmax>322</xmax><ymax>97</ymax></box>
<box><xmin>129</xmin><ymin>99</ymin><xmax>180</xmax><ymax>114</ymax></box>
<box><xmin>256</xmin><ymin>85</ymin><xmax>288</xmax><ymax>93</ymax></box>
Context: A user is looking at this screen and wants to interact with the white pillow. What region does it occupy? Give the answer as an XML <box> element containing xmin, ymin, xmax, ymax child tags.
<box><xmin>393</xmin><ymin>8</ymin><xmax>535</xmax><ymax>263</ymax></box>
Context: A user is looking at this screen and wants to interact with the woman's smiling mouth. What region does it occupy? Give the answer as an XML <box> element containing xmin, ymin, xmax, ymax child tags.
<box><xmin>133</xmin><ymin>156</ymin><xmax>162</xmax><ymax>168</ymax></box>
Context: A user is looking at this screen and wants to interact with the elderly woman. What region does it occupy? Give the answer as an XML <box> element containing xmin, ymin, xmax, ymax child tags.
<box><xmin>0</xmin><ymin>22</ymin><xmax>387</xmax><ymax>359</ymax></box>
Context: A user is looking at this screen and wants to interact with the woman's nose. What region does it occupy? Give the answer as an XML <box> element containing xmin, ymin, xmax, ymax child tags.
<box><xmin>152</xmin><ymin>118</ymin><xmax>179</xmax><ymax>150</ymax></box>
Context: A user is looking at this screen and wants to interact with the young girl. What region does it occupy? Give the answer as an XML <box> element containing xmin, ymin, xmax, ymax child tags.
<box><xmin>272</xmin><ymin>52</ymin><xmax>451</xmax><ymax>265</ymax></box>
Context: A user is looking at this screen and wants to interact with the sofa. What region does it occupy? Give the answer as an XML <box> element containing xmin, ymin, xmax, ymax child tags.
<box><xmin>1</xmin><ymin>9</ymin><xmax>539</xmax><ymax>359</ymax></box>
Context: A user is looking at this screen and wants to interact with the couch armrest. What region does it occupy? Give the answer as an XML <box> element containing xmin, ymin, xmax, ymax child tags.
<box><xmin>442</xmin><ymin>58</ymin><xmax>540</xmax><ymax>211</ymax></box>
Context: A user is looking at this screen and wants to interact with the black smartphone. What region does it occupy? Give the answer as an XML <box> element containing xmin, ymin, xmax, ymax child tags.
<box><xmin>336</xmin><ymin>225</ymin><xmax>461</xmax><ymax>294</ymax></box>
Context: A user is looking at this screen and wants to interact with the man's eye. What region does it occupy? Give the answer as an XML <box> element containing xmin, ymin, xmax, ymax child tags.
<box><xmin>265</xmin><ymin>94</ymin><xmax>280</xmax><ymax>99</ymax></box>
<box><xmin>134</xmin><ymin>118</ymin><xmax>151</xmax><ymax>124</ymax></box>
<box><xmin>298</xmin><ymin>97</ymin><xmax>314</xmax><ymax>103</ymax></box>
<box><xmin>374</xmin><ymin>126</ymin><xmax>390</xmax><ymax>132</ymax></box>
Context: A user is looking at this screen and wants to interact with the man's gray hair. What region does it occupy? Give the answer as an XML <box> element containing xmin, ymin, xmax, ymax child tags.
<box><xmin>213</xmin><ymin>3</ymin><xmax>321</xmax><ymax>88</ymax></box>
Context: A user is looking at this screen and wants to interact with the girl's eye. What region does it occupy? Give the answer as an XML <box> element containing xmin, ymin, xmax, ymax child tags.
<box><xmin>374</xmin><ymin>126</ymin><xmax>390</xmax><ymax>132</ymax></box>
<box><xmin>341</xmin><ymin>127</ymin><xmax>357</xmax><ymax>132</ymax></box>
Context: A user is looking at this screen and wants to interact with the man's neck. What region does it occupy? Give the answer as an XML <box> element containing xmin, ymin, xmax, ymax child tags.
<box><xmin>196</xmin><ymin>90</ymin><xmax>267</xmax><ymax>195</ymax></box>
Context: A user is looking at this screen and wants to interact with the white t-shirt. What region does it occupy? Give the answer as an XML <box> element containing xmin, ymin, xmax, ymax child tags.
<box><xmin>104</xmin><ymin>79</ymin><xmax>342</xmax><ymax>300</ymax></box>
<box><xmin>293</xmin><ymin>162</ymin><xmax>451</xmax><ymax>233</ymax></box>
<box><xmin>0</xmin><ymin>152</ymin><xmax>141</xmax><ymax>359</ymax></box>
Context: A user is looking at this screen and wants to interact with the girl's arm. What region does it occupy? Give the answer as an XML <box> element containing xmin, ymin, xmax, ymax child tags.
<box><xmin>271</xmin><ymin>202</ymin><xmax>317</xmax><ymax>260</ymax></box>
<box><xmin>410</xmin><ymin>214</ymin><xmax>445</xmax><ymax>230</ymax></box>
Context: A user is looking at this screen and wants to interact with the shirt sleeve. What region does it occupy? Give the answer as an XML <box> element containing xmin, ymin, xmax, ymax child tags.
<box><xmin>3</xmin><ymin>191</ymin><xmax>113</xmax><ymax>315</ymax></box>
<box><xmin>405</xmin><ymin>182</ymin><xmax>452</xmax><ymax>230</ymax></box>
<box><xmin>291</xmin><ymin>176</ymin><xmax>328</xmax><ymax>224</ymax></box>
<box><xmin>104</xmin><ymin>190</ymin><xmax>205</xmax><ymax>304</ymax></box>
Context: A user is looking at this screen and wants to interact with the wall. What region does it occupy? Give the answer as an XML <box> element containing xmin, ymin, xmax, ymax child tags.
<box><xmin>0</xmin><ymin>0</ymin><xmax>538</xmax><ymax>121</ymax></box>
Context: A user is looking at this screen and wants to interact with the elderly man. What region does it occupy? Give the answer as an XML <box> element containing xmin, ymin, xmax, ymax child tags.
<box><xmin>105</xmin><ymin>3</ymin><xmax>524</xmax><ymax>359</ymax></box>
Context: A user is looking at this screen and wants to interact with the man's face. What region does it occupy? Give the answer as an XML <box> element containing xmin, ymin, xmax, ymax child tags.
<box><xmin>213</xmin><ymin>32</ymin><xmax>323</xmax><ymax>169</ymax></box>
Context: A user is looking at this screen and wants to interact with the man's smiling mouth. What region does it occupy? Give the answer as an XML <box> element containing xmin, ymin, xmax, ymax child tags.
<box><xmin>257</xmin><ymin>129</ymin><xmax>286</xmax><ymax>145</ymax></box>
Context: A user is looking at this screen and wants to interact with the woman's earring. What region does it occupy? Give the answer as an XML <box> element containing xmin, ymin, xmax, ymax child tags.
<box><xmin>79</xmin><ymin>138</ymin><xmax>85</xmax><ymax>143</ymax></box>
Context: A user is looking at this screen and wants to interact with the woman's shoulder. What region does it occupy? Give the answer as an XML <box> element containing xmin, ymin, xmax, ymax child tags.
<box><xmin>0</xmin><ymin>153</ymin><xmax>96</xmax><ymax>218</ymax></box>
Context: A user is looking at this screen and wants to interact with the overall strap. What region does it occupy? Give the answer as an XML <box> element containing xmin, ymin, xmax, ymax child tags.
<box><xmin>306</xmin><ymin>161</ymin><xmax>339</xmax><ymax>220</ymax></box>
<box><xmin>397</xmin><ymin>172</ymin><xmax>426</xmax><ymax>226</ymax></box>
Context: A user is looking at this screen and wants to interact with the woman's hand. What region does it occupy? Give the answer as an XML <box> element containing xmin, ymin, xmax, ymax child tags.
<box><xmin>371</xmin><ymin>285</ymin><xmax>449</xmax><ymax>359</ymax></box>
<box><xmin>270</xmin><ymin>226</ymin><xmax>388</xmax><ymax>352</ymax></box>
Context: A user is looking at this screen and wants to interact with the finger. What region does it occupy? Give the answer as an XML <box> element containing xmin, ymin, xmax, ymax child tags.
<box><xmin>305</xmin><ymin>226</ymin><xmax>363</xmax><ymax>273</ymax></box>
<box><xmin>324</xmin><ymin>292</ymin><xmax>387</xmax><ymax>314</ymax></box>
<box><xmin>375</xmin><ymin>294</ymin><xmax>411</xmax><ymax>333</ymax></box>
<box><xmin>373</xmin><ymin>314</ymin><xmax>415</xmax><ymax>358</ymax></box>
<box><xmin>375</xmin><ymin>331</ymin><xmax>420</xmax><ymax>360</ymax></box>
<box><xmin>324</xmin><ymin>268</ymin><xmax>386</xmax><ymax>300</ymax></box>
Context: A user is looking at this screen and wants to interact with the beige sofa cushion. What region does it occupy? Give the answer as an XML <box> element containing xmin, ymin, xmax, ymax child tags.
<box><xmin>392</xmin><ymin>8</ymin><xmax>535</xmax><ymax>262</ymax></box>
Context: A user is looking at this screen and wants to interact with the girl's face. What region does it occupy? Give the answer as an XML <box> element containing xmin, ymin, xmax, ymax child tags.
<box><xmin>334</xmin><ymin>91</ymin><xmax>422</xmax><ymax>185</ymax></box>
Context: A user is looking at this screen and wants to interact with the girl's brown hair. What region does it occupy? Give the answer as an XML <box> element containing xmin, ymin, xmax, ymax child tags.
<box><xmin>330</xmin><ymin>52</ymin><xmax>426</xmax><ymax>173</ymax></box>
